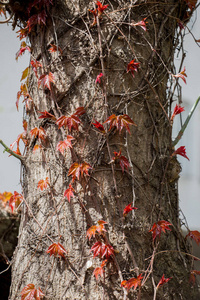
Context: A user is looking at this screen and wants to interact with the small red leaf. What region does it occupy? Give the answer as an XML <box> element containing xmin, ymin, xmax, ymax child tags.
<box><xmin>92</xmin><ymin>120</ymin><xmax>106</xmax><ymax>133</ymax></box>
<box><xmin>38</xmin><ymin>72</ymin><xmax>55</xmax><ymax>90</ymax></box>
<box><xmin>38</xmin><ymin>110</ymin><xmax>56</xmax><ymax>120</ymax></box>
<box><xmin>49</xmin><ymin>44</ymin><xmax>63</xmax><ymax>55</ymax></box>
<box><xmin>131</xmin><ymin>18</ymin><xmax>147</xmax><ymax>31</ymax></box>
<box><xmin>37</xmin><ymin>177</ymin><xmax>50</xmax><ymax>191</ymax></box>
<box><xmin>127</xmin><ymin>60</ymin><xmax>140</xmax><ymax>77</ymax></box>
<box><xmin>123</xmin><ymin>203</ymin><xmax>137</xmax><ymax>217</ymax></box>
<box><xmin>93</xmin><ymin>267</ymin><xmax>104</xmax><ymax>280</ymax></box>
<box><xmin>64</xmin><ymin>184</ymin><xmax>75</xmax><ymax>202</ymax></box>
<box><xmin>46</xmin><ymin>242</ymin><xmax>67</xmax><ymax>258</ymax></box>
<box><xmin>30</xmin><ymin>127</ymin><xmax>46</xmax><ymax>141</ymax></box>
<box><xmin>121</xmin><ymin>274</ymin><xmax>143</xmax><ymax>292</ymax></box>
<box><xmin>96</xmin><ymin>1</ymin><xmax>109</xmax><ymax>16</ymax></box>
<box><xmin>9</xmin><ymin>191</ymin><xmax>23</xmax><ymax>212</ymax></box>
<box><xmin>16</xmin><ymin>41</ymin><xmax>31</xmax><ymax>60</ymax></box>
<box><xmin>56</xmin><ymin>115</ymin><xmax>81</xmax><ymax>131</ymax></box>
<box><xmin>186</xmin><ymin>230</ymin><xmax>200</xmax><ymax>245</ymax></box>
<box><xmin>170</xmin><ymin>104</ymin><xmax>185</xmax><ymax>122</ymax></box>
<box><xmin>56</xmin><ymin>136</ymin><xmax>74</xmax><ymax>154</ymax></box>
<box><xmin>157</xmin><ymin>274</ymin><xmax>172</xmax><ymax>288</ymax></box>
<box><xmin>90</xmin><ymin>241</ymin><xmax>114</xmax><ymax>259</ymax></box>
<box><xmin>68</xmin><ymin>162</ymin><xmax>92</xmax><ymax>181</ymax></box>
<box><xmin>95</xmin><ymin>73</ymin><xmax>103</xmax><ymax>84</ymax></box>
<box><xmin>104</xmin><ymin>114</ymin><xmax>136</xmax><ymax>134</ymax></box>
<box><xmin>172</xmin><ymin>146</ymin><xmax>189</xmax><ymax>161</ymax></box>
<box><xmin>173</xmin><ymin>67</ymin><xmax>187</xmax><ymax>84</ymax></box>
<box><xmin>149</xmin><ymin>220</ymin><xmax>172</xmax><ymax>241</ymax></box>
<box><xmin>112</xmin><ymin>150</ymin><xmax>130</xmax><ymax>172</ymax></box>
<box><xmin>21</xmin><ymin>284</ymin><xmax>44</xmax><ymax>300</ymax></box>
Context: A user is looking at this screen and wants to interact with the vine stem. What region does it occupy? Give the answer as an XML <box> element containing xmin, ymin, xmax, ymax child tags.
<box><xmin>173</xmin><ymin>96</ymin><xmax>200</xmax><ymax>146</ymax></box>
<box><xmin>0</xmin><ymin>139</ymin><xmax>25</xmax><ymax>163</ymax></box>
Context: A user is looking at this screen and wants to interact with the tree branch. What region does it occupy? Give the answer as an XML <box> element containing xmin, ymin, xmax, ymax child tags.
<box><xmin>173</xmin><ymin>96</ymin><xmax>200</xmax><ymax>146</ymax></box>
<box><xmin>0</xmin><ymin>139</ymin><xmax>25</xmax><ymax>163</ymax></box>
<box><xmin>0</xmin><ymin>12</ymin><xmax>13</xmax><ymax>24</ymax></box>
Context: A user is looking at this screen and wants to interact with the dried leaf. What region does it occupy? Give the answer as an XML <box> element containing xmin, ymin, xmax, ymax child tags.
<box><xmin>186</xmin><ymin>230</ymin><xmax>200</xmax><ymax>245</ymax></box>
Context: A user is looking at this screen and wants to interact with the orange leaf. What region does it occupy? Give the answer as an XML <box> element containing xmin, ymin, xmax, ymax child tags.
<box><xmin>104</xmin><ymin>114</ymin><xmax>136</xmax><ymax>134</ymax></box>
<box><xmin>68</xmin><ymin>162</ymin><xmax>92</xmax><ymax>181</ymax></box>
<box><xmin>173</xmin><ymin>67</ymin><xmax>187</xmax><ymax>84</ymax></box>
<box><xmin>186</xmin><ymin>230</ymin><xmax>200</xmax><ymax>245</ymax></box>
<box><xmin>37</xmin><ymin>177</ymin><xmax>50</xmax><ymax>191</ymax></box>
<box><xmin>56</xmin><ymin>136</ymin><xmax>74</xmax><ymax>154</ymax></box>
<box><xmin>0</xmin><ymin>191</ymin><xmax>13</xmax><ymax>203</ymax></box>
<box><xmin>93</xmin><ymin>267</ymin><xmax>104</xmax><ymax>280</ymax></box>
<box><xmin>9</xmin><ymin>191</ymin><xmax>23</xmax><ymax>212</ymax></box>
<box><xmin>46</xmin><ymin>242</ymin><xmax>67</xmax><ymax>258</ymax></box>
<box><xmin>21</xmin><ymin>284</ymin><xmax>44</xmax><ymax>300</ymax></box>
<box><xmin>121</xmin><ymin>274</ymin><xmax>143</xmax><ymax>292</ymax></box>
<box><xmin>49</xmin><ymin>44</ymin><xmax>63</xmax><ymax>55</ymax></box>
<box><xmin>87</xmin><ymin>225</ymin><xmax>97</xmax><ymax>240</ymax></box>
<box><xmin>64</xmin><ymin>184</ymin><xmax>75</xmax><ymax>202</ymax></box>
<box><xmin>30</xmin><ymin>127</ymin><xmax>46</xmax><ymax>141</ymax></box>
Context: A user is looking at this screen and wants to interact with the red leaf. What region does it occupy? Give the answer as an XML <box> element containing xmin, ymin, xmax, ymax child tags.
<box><xmin>95</xmin><ymin>73</ymin><xmax>103</xmax><ymax>84</ymax></box>
<box><xmin>127</xmin><ymin>59</ymin><xmax>140</xmax><ymax>77</ymax></box>
<box><xmin>104</xmin><ymin>114</ymin><xmax>136</xmax><ymax>134</ymax></box>
<box><xmin>173</xmin><ymin>67</ymin><xmax>187</xmax><ymax>84</ymax></box>
<box><xmin>90</xmin><ymin>241</ymin><xmax>114</xmax><ymax>259</ymax></box>
<box><xmin>9</xmin><ymin>191</ymin><xmax>23</xmax><ymax>212</ymax></box>
<box><xmin>37</xmin><ymin>177</ymin><xmax>50</xmax><ymax>191</ymax></box>
<box><xmin>123</xmin><ymin>203</ymin><xmax>137</xmax><ymax>217</ymax></box>
<box><xmin>186</xmin><ymin>230</ymin><xmax>200</xmax><ymax>245</ymax></box>
<box><xmin>74</xmin><ymin>106</ymin><xmax>86</xmax><ymax>116</ymax></box>
<box><xmin>64</xmin><ymin>184</ymin><xmax>75</xmax><ymax>202</ymax></box>
<box><xmin>86</xmin><ymin>225</ymin><xmax>98</xmax><ymax>240</ymax></box>
<box><xmin>172</xmin><ymin>146</ymin><xmax>189</xmax><ymax>161</ymax></box>
<box><xmin>121</xmin><ymin>274</ymin><xmax>143</xmax><ymax>292</ymax></box>
<box><xmin>56</xmin><ymin>114</ymin><xmax>81</xmax><ymax>131</ymax></box>
<box><xmin>21</xmin><ymin>284</ymin><xmax>44</xmax><ymax>300</ymax></box>
<box><xmin>96</xmin><ymin>1</ymin><xmax>109</xmax><ymax>16</ymax></box>
<box><xmin>56</xmin><ymin>136</ymin><xmax>74</xmax><ymax>154</ymax></box>
<box><xmin>189</xmin><ymin>270</ymin><xmax>200</xmax><ymax>286</ymax></box>
<box><xmin>93</xmin><ymin>267</ymin><xmax>104</xmax><ymax>280</ymax></box>
<box><xmin>68</xmin><ymin>162</ymin><xmax>92</xmax><ymax>181</ymax></box>
<box><xmin>92</xmin><ymin>120</ymin><xmax>106</xmax><ymax>133</ymax></box>
<box><xmin>27</xmin><ymin>10</ymin><xmax>47</xmax><ymax>32</ymax></box>
<box><xmin>16</xmin><ymin>41</ymin><xmax>31</xmax><ymax>60</ymax></box>
<box><xmin>87</xmin><ymin>220</ymin><xmax>107</xmax><ymax>240</ymax></box>
<box><xmin>38</xmin><ymin>110</ymin><xmax>56</xmax><ymax>121</ymax></box>
<box><xmin>89</xmin><ymin>9</ymin><xmax>97</xmax><ymax>26</ymax></box>
<box><xmin>30</xmin><ymin>127</ymin><xmax>46</xmax><ymax>141</ymax></box>
<box><xmin>46</xmin><ymin>242</ymin><xmax>67</xmax><ymax>258</ymax></box>
<box><xmin>16</xmin><ymin>27</ymin><xmax>29</xmax><ymax>40</ymax></box>
<box><xmin>149</xmin><ymin>220</ymin><xmax>172</xmax><ymax>241</ymax></box>
<box><xmin>112</xmin><ymin>150</ymin><xmax>130</xmax><ymax>172</ymax></box>
<box><xmin>131</xmin><ymin>18</ymin><xmax>147</xmax><ymax>31</ymax></box>
<box><xmin>31</xmin><ymin>59</ymin><xmax>42</xmax><ymax>78</ymax></box>
<box><xmin>157</xmin><ymin>274</ymin><xmax>172</xmax><ymax>288</ymax></box>
<box><xmin>38</xmin><ymin>72</ymin><xmax>55</xmax><ymax>90</ymax></box>
<box><xmin>170</xmin><ymin>104</ymin><xmax>185</xmax><ymax>122</ymax></box>
<box><xmin>49</xmin><ymin>44</ymin><xmax>63</xmax><ymax>55</ymax></box>
<box><xmin>0</xmin><ymin>191</ymin><xmax>13</xmax><ymax>204</ymax></box>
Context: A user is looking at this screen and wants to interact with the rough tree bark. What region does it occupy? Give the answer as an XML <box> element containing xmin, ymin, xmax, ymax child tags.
<box><xmin>3</xmin><ymin>0</ymin><xmax>199</xmax><ymax>299</ymax></box>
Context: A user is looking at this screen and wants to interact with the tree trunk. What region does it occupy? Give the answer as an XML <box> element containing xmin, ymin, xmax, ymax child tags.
<box><xmin>8</xmin><ymin>0</ymin><xmax>199</xmax><ymax>299</ymax></box>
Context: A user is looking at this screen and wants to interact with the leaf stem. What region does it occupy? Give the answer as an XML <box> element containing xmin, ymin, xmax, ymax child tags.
<box><xmin>0</xmin><ymin>139</ymin><xmax>25</xmax><ymax>163</ymax></box>
<box><xmin>173</xmin><ymin>96</ymin><xmax>200</xmax><ymax>146</ymax></box>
